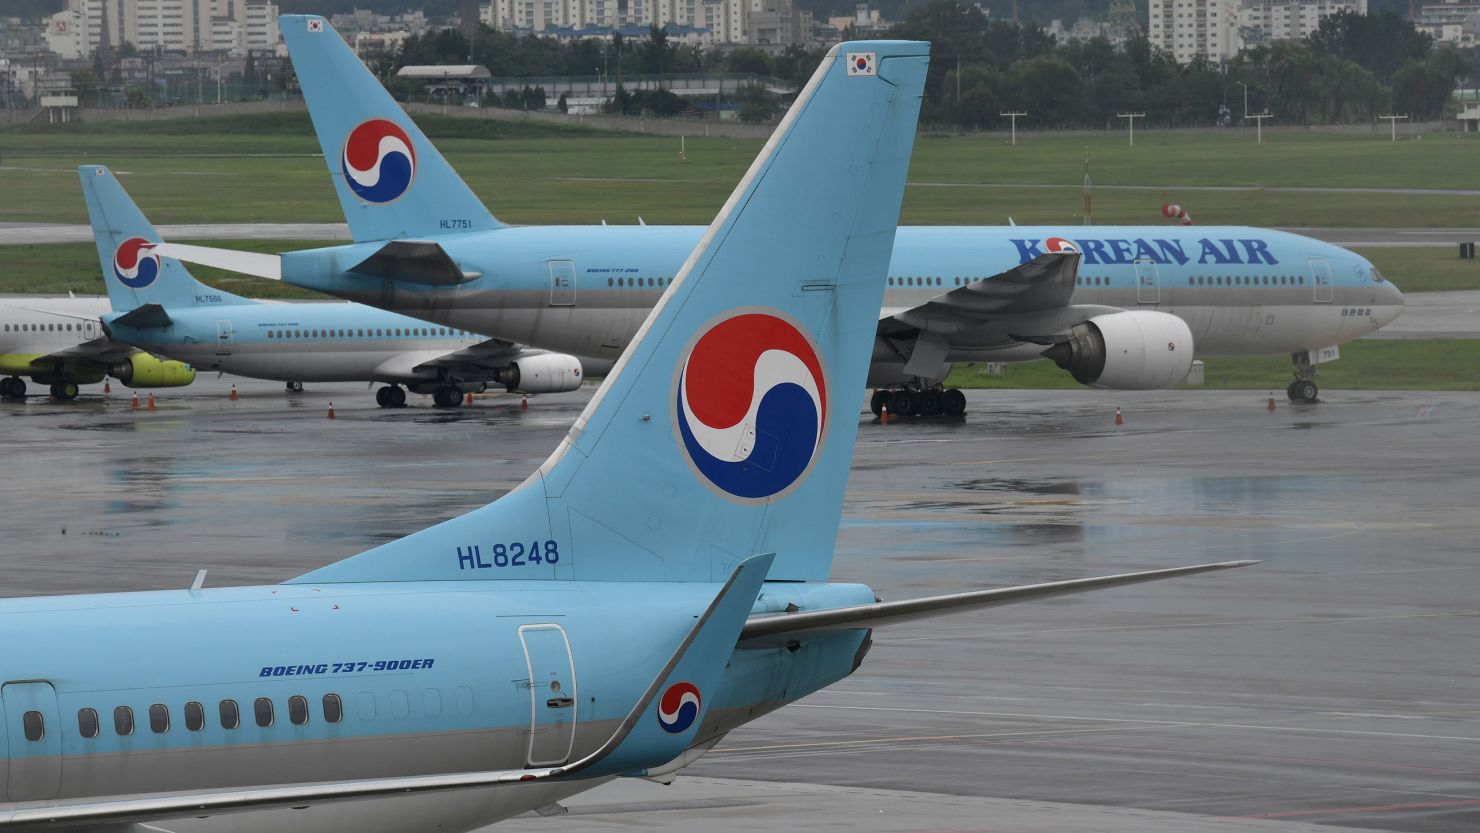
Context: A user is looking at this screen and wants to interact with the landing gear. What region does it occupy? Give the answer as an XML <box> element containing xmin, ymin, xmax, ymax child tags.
<box><xmin>1287</xmin><ymin>379</ymin><xmax>1319</xmax><ymax>404</ymax></box>
<box><xmin>285</xmin><ymin>381</ymin><xmax>304</xmax><ymax>393</ymax></box>
<box><xmin>870</xmin><ymin>384</ymin><xmax>967</xmax><ymax>419</ymax></box>
<box><xmin>0</xmin><ymin>377</ymin><xmax>25</xmax><ymax>399</ymax></box>
<box><xmin>1287</xmin><ymin>352</ymin><xmax>1319</xmax><ymax>404</ymax></box>
<box><xmin>431</xmin><ymin>386</ymin><xmax>463</xmax><ymax>408</ymax></box>
<box><xmin>49</xmin><ymin>382</ymin><xmax>79</xmax><ymax>401</ymax></box>
<box><xmin>375</xmin><ymin>385</ymin><xmax>406</xmax><ymax>408</ymax></box>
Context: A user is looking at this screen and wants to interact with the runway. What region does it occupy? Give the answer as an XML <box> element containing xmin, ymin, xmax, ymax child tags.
<box><xmin>4</xmin><ymin>379</ymin><xmax>1478</xmax><ymax>832</ymax></box>
<box><xmin>0</xmin><ymin>221</ymin><xmax>1474</xmax><ymax>248</ymax></box>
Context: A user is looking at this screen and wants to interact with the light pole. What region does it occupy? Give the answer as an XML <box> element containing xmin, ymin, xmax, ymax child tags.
<box><xmin>1236</xmin><ymin>81</ymin><xmax>1248</xmax><ymax>118</ymax></box>
<box><xmin>1000</xmin><ymin>111</ymin><xmax>1026</xmax><ymax>146</ymax></box>
<box><xmin>1118</xmin><ymin>112</ymin><xmax>1144</xmax><ymax>147</ymax></box>
<box><xmin>213</xmin><ymin>60</ymin><xmax>232</xmax><ymax>104</ymax></box>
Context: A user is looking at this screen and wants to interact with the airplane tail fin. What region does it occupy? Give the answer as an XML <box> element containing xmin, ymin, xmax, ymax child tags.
<box><xmin>290</xmin><ymin>41</ymin><xmax>928</xmax><ymax>587</ymax></box>
<box><xmin>280</xmin><ymin>15</ymin><xmax>504</xmax><ymax>242</ymax></box>
<box><xmin>79</xmin><ymin>166</ymin><xmax>255</xmax><ymax>313</ymax></box>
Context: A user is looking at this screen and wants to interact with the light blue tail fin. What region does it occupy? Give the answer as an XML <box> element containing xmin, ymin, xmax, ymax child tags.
<box><xmin>289</xmin><ymin>41</ymin><xmax>929</xmax><ymax>586</ymax></box>
<box><xmin>79</xmin><ymin>165</ymin><xmax>255</xmax><ymax>312</ymax></box>
<box><xmin>280</xmin><ymin>14</ymin><xmax>503</xmax><ymax>242</ymax></box>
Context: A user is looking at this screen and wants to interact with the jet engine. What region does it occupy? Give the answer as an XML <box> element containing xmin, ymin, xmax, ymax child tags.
<box><xmin>111</xmin><ymin>354</ymin><xmax>197</xmax><ymax>388</ymax></box>
<box><xmin>1040</xmin><ymin>311</ymin><xmax>1193</xmax><ymax>390</ymax></box>
<box><xmin>495</xmin><ymin>354</ymin><xmax>585</xmax><ymax>393</ymax></box>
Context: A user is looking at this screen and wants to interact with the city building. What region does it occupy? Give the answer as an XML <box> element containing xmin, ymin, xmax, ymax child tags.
<box><xmin>1415</xmin><ymin>0</ymin><xmax>1480</xmax><ymax>44</ymax></box>
<box><xmin>41</xmin><ymin>0</ymin><xmax>281</xmax><ymax>59</ymax></box>
<box><xmin>481</xmin><ymin>0</ymin><xmax>810</xmax><ymax>46</ymax></box>
<box><xmin>1148</xmin><ymin>0</ymin><xmax>1367</xmax><ymax>64</ymax></box>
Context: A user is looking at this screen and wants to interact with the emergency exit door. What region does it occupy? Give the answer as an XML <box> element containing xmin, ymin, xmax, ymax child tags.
<box><xmin>517</xmin><ymin>625</ymin><xmax>577</xmax><ymax>766</ymax></box>
<box><xmin>215</xmin><ymin>319</ymin><xmax>235</xmax><ymax>356</ymax></box>
<box><xmin>548</xmin><ymin>261</ymin><xmax>576</xmax><ymax>306</ymax></box>
<box><xmin>2</xmin><ymin>681</ymin><xmax>61</xmax><ymax>801</ymax></box>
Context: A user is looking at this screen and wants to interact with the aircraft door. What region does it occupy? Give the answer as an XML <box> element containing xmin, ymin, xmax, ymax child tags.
<box><xmin>83</xmin><ymin>319</ymin><xmax>97</xmax><ymax>339</ymax></box>
<box><xmin>2</xmin><ymin>681</ymin><xmax>61</xmax><ymax>801</ymax></box>
<box><xmin>1309</xmin><ymin>259</ymin><xmax>1333</xmax><ymax>303</ymax></box>
<box><xmin>215</xmin><ymin>320</ymin><xmax>235</xmax><ymax>356</ymax></box>
<box><xmin>548</xmin><ymin>260</ymin><xmax>576</xmax><ymax>307</ymax></box>
<box><xmin>1135</xmin><ymin>260</ymin><xmax>1160</xmax><ymax>304</ymax></box>
<box><xmin>517</xmin><ymin>624</ymin><xmax>577</xmax><ymax>766</ymax></box>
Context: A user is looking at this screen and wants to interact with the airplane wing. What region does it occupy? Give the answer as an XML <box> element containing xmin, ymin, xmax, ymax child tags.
<box><xmin>738</xmin><ymin>560</ymin><xmax>1256</xmax><ymax>645</ymax></box>
<box><xmin>23</xmin><ymin>337</ymin><xmax>135</xmax><ymax>366</ymax></box>
<box><xmin>349</xmin><ymin>240</ymin><xmax>477</xmax><ymax>285</ymax></box>
<box><xmin>878</xmin><ymin>251</ymin><xmax>1080</xmax><ymax>338</ymax></box>
<box><xmin>409</xmin><ymin>338</ymin><xmax>522</xmax><ymax>373</ymax></box>
<box><xmin>0</xmin><ymin>555</ymin><xmax>774</xmax><ymax>829</ymax></box>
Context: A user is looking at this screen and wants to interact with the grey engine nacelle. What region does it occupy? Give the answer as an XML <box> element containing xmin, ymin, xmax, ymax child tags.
<box><xmin>496</xmin><ymin>353</ymin><xmax>586</xmax><ymax>393</ymax></box>
<box><xmin>1041</xmin><ymin>310</ymin><xmax>1194</xmax><ymax>390</ymax></box>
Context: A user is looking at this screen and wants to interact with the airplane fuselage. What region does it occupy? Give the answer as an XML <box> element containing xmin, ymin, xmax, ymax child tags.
<box><xmin>283</xmin><ymin>225</ymin><xmax>1404</xmax><ymax>371</ymax></box>
<box><xmin>0</xmin><ymin>579</ymin><xmax>870</xmax><ymax>830</ymax></box>
<box><xmin>105</xmin><ymin>302</ymin><xmax>485</xmax><ymax>384</ymax></box>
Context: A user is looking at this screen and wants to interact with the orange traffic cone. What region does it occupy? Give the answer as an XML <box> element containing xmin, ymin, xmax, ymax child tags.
<box><xmin>465</xmin><ymin>391</ymin><xmax>473</xmax><ymax>406</ymax></box>
<box><xmin>1114</xmin><ymin>407</ymin><xmax>1123</xmax><ymax>426</ymax></box>
<box><xmin>131</xmin><ymin>391</ymin><xmax>139</xmax><ymax>411</ymax></box>
<box><xmin>1267</xmin><ymin>395</ymin><xmax>1277</xmax><ymax>412</ymax></box>
<box><xmin>147</xmin><ymin>392</ymin><xmax>156</xmax><ymax>412</ymax></box>
<box><xmin>230</xmin><ymin>384</ymin><xmax>238</xmax><ymax>401</ymax></box>
<box><xmin>521</xmin><ymin>396</ymin><xmax>528</xmax><ymax>411</ymax></box>
<box><xmin>103</xmin><ymin>381</ymin><xmax>111</xmax><ymax>393</ymax></box>
<box><xmin>881</xmin><ymin>403</ymin><xmax>889</xmax><ymax>425</ymax></box>
<box><xmin>327</xmin><ymin>402</ymin><xmax>336</xmax><ymax>419</ymax></box>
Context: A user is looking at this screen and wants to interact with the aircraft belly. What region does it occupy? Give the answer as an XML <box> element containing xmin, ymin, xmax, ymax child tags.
<box><xmin>148</xmin><ymin>777</ymin><xmax>612</xmax><ymax>833</ymax></box>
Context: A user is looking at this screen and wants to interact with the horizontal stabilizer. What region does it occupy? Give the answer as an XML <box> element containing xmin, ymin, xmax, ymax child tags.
<box><xmin>350</xmin><ymin>240</ymin><xmax>471</xmax><ymax>285</ymax></box>
<box><xmin>108</xmin><ymin>303</ymin><xmax>172</xmax><ymax>330</ymax></box>
<box><xmin>739</xmin><ymin>560</ymin><xmax>1256</xmax><ymax>643</ymax></box>
<box><xmin>882</xmin><ymin>252</ymin><xmax>1079</xmax><ymax>337</ymax></box>
<box><xmin>150</xmin><ymin>243</ymin><xmax>282</xmax><ymax>281</ymax></box>
<box><xmin>0</xmin><ymin>556</ymin><xmax>773</xmax><ymax>828</ymax></box>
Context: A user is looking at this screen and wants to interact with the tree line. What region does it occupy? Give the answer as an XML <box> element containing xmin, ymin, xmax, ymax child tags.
<box><xmin>382</xmin><ymin>2</ymin><xmax>1472</xmax><ymax>126</ymax></box>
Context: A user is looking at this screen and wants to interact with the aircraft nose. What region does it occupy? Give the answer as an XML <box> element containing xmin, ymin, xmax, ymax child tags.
<box><xmin>1373</xmin><ymin>279</ymin><xmax>1405</xmax><ymax>328</ymax></box>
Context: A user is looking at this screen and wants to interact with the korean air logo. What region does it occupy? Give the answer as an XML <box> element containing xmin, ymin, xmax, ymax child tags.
<box><xmin>341</xmin><ymin>118</ymin><xmax>416</xmax><ymax>204</ymax></box>
<box><xmin>657</xmin><ymin>681</ymin><xmax>701</xmax><ymax>734</ymax></box>
<box><xmin>675</xmin><ymin>310</ymin><xmax>828</xmax><ymax>502</ymax></box>
<box><xmin>113</xmin><ymin>237</ymin><xmax>160</xmax><ymax>289</ymax></box>
<box><xmin>1044</xmin><ymin>236</ymin><xmax>1079</xmax><ymax>254</ymax></box>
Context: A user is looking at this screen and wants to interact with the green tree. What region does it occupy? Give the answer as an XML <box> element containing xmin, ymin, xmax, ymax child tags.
<box><xmin>726</xmin><ymin>47</ymin><xmax>773</xmax><ymax>76</ymax></box>
<box><xmin>1309</xmin><ymin>10</ymin><xmax>1431</xmax><ymax>83</ymax></box>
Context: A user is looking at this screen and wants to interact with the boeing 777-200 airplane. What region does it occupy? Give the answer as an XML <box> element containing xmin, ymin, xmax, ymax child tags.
<box><xmin>0</xmin><ymin>41</ymin><xmax>1247</xmax><ymax>832</ymax></box>
<box><xmin>160</xmin><ymin>15</ymin><xmax>1401</xmax><ymax>410</ymax></box>
<box><xmin>83</xmin><ymin>166</ymin><xmax>606</xmax><ymax>408</ymax></box>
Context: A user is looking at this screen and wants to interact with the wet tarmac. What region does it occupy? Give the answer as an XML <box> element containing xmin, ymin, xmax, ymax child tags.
<box><xmin>4</xmin><ymin>377</ymin><xmax>1478</xmax><ymax>832</ymax></box>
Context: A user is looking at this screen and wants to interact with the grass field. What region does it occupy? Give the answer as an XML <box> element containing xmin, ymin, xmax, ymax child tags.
<box><xmin>3</xmin><ymin>113</ymin><xmax>1478</xmax><ymax>227</ymax></box>
<box><xmin>945</xmin><ymin>339</ymin><xmax>1480</xmax><ymax>391</ymax></box>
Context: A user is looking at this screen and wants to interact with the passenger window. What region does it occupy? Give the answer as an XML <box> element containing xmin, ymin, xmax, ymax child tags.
<box><xmin>390</xmin><ymin>690</ymin><xmax>409</xmax><ymax>719</ymax></box>
<box><xmin>323</xmin><ymin>693</ymin><xmax>343</xmax><ymax>723</ymax></box>
<box><xmin>78</xmin><ymin>708</ymin><xmax>99</xmax><ymax>739</ymax></box>
<box><xmin>219</xmin><ymin>699</ymin><xmax>240</xmax><ymax>729</ymax></box>
<box><xmin>22</xmin><ymin>710</ymin><xmax>43</xmax><ymax>741</ymax></box>
<box><xmin>267</xmin><ymin>331</ymin><xmax>274</xmax><ymax>339</ymax></box>
<box><xmin>357</xmin><ymin>691</ymin><xmax>376</xmax><ymax>720</ymax></box>
<box><xmin>424</xmin><ymin>688</ymin><xmax>443</xmax><ymax>717</ymax></box>
<box><xmin>184</xmin><ymin>701</ymin><xmax>204</xmax><ymax>731</ymax></box>
<box><xmin>114</xmin><ymin>705</ymin><xmax>135</xmax><ymax>736</ymax></box>
<box><xmin>288</xmin><ymin>695</ymin><xmax>309</xmax><ymax>725</ymax></box>
<box><xmin>149</xmin><ymin>704</ymin><xmax>169</xmax><ymax>733</ymax></box>
<box><xmin>254</xmin><ymin>697</ymin><xmax>274</xmax><ymax>727</ymax></box>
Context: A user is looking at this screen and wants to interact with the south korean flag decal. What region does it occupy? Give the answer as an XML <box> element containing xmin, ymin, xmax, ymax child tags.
<box><xmin>846</xmin><ymin>52</ymin><xmax>876</xmax><ymax>76</ymax></box>
<box><xmin>307</xmin><ymin>18</ymin><xmax>324</xmax><ymax>32</ymax></box>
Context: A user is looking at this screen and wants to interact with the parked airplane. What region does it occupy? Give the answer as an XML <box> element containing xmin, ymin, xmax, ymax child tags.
<box><xmin>0</xmin><ymin>41</ymin><xmax>1247</xmax><ymax>832</ymax></box>
<box><xmin>83</xmin><ymin>166</ymin><xmax>605</xmax><ymax>408</ymax></box>
<box><xmin>159</xmin><ymin>14</ymin><xmax>1402</xmax><ymax>411</ymax></box>
<box><xmin>0</xmin><ymin>295</ymin><xmax>194</xmax><ymax>400</ymax></box>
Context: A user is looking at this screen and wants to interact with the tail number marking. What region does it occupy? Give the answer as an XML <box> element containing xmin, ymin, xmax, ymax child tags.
<box><xmin>456</xmin><ymin>540</ymin><xmax>560</xmax><ymax>570</ymax></box>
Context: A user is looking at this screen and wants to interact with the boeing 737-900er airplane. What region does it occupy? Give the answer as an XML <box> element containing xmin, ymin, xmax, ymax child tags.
<box><xmin>158</xmin><ymin>14</ymin><xmax>1401</xmax><ymax>412</ymax></box>
<box><xmin>0</xmin><ymin>42</ymin><xmax>1249</xmax><ymax>832</ymax></box>
<box><xmin>82</xmin><ymin>166</ymin><xmax>606</xmax><ymax>408</ymax></box>
<box><xmin>0</xmin><ymin>296</ymin><xmax>194</xmax><ymax>400</ymax></box>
